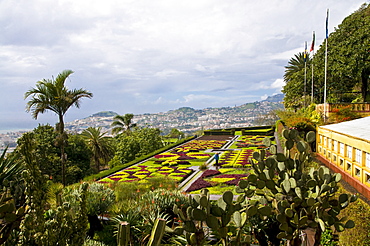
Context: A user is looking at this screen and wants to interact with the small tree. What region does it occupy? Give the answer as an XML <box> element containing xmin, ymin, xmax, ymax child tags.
<box><xmin>111</xmin><ymin>113</ymin><xmax>137</xmax><ymax>135</ymax></box>
<box><xmin>81</xmin><ymin>127</ymin><xmax>113</xmax><ymax>171</ymax></box>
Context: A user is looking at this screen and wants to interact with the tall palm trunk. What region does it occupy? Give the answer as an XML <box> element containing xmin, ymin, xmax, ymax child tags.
<box><xmin>58</xmin><ymin>114</ymin><xmax>67</xmax><ymax>186</ymax></box>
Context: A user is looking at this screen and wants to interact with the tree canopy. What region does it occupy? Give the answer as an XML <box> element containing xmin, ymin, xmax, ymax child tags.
<box><xmin>283</xmin><ymin>3</ymin><xmax>370</xmax><ymax>108</ymax></box>
<box><xmin>109</xmin><ymin>127</ymin><xmax>164</xmax><ymax>167</ymax></box>
<box><xmin>111</xmin><ymin>113</ymin><xmax>137</xmax><ymax>135</ymax></box>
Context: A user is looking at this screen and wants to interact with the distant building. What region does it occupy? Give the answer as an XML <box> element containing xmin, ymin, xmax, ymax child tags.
<box><xmin>316</xmin><ymin>116</ymin><xmax>370</xmax><ymax>199</ymax></box>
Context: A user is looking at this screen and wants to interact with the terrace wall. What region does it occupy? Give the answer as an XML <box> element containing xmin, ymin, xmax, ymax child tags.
<box><xmin>316</xmin><ymin>103</ymin><xmax>370</xmax><ymax>119</ymax></box>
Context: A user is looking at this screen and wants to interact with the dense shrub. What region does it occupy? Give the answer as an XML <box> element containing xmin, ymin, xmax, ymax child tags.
<box><xmin>338</xmin><ymin>197</ymin><xmax>370</xmax><ymax>245</ymax></box>
<box><xmin>276</xmin><ymin>109</ymin><xmax>316</xmax><ymax>132</ymax></box>
<box><xmin>330</xmin><ymin>105</ymin><xmax>360</xmax><ymax>123</ymax></box>
<box><xmin>282</xmin><ymin>115</ymin><xmax>316</xmax><ymax>132</ymax></box>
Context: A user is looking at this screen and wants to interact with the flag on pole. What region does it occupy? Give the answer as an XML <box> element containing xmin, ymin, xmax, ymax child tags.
<box><xmin>326</xmin><ymin>9</ymin><xmax>329</xmax><ymax>39</ymax></box>
<box><xmin>310</xmin><ymin>31</ymin><xmax>315</xmax><ymax>52</ymax></box>
<box><xmin>304</xmin><ymin>41</ymin><xmax>307</xmax><ymax>62</ymax></box>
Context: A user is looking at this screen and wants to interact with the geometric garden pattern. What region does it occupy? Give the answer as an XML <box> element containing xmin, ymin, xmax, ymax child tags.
<box><xmin>98</xmin><ymin>135</ymin><xmax>270</xmax><ymax>194</ymax></box>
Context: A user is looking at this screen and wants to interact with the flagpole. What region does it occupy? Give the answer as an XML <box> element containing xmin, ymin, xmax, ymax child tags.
<box><xmin>311</xmin><ymin>31</ymin><xmax>315</xmax><ymax>104</ymax></box>
<box><xmin>304</xmin><ymin>41</ymin><xmax>307</xmax><ymax>108</ymax></box>
<box><xmin>324</xmin><ymin>9</ymin><xmax>329</xmax><ymax>121</ymax></box>
<box><xmin>311</xmin><ymin>56</ymin><xmax>314</xmax><ymax>104</ymax></box>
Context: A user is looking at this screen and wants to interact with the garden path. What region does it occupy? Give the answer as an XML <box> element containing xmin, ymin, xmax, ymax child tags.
<box><xmin>178</xmin><ymin>135</ymin><xmax>240</xmax><ymax>200</ymax></box>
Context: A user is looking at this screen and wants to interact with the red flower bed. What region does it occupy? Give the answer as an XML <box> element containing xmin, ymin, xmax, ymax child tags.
<box><xmin>225</xmin><ymin>179</ymin><xmax>240</xmax><ymax>185</ymax></box>
<box><xmin>186</xmin><ymin>178</ymin><xmax>212</xmax><ymax>192</ymax></box>
<box><xmin>201</xmin><ymin>170</ymin><xmax>221</xmax><ymax>178</ymax></box>
<box><xmin>216</xmin><ymin>174</ymin><xmax>249</xmax><ymax>179</ymax></box>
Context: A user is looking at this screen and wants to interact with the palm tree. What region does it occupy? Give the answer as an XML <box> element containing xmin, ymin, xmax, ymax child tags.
<box><xmin>111</xmin><ymin>113</ymin><xmax>137</xmax><ymax>135</ymax></box>
<box><xmin>0</xmin><ymin>147</ymin><xmax>23</xmax><ymax>186</ymax></box>
<box><xmin>24</xmin><ymin>69</ymin><xmax>93</xmax><ymax>185</ymax></box>
<box><xmin>282</xmin><ymin>52</ymin><xmax>312</xmax><ymax>109</ymax></box>
<box><xmin>283</xmin><ymin>52</ymin><xmax>310</xmax><ymax>82</ymax></box>
<box><xmin>0</xmin><ymin>148</ymin><xmax>24</xmax><ymax>244</ymax></box>
<box><xmin>81</xmin><ymin>127</ymin><xmax>112</xmax><ymax>171</ymax></box>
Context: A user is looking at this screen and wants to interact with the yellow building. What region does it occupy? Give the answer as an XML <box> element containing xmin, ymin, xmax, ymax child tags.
<box><xmin>316</xmin><ymin>116</ymin><xmax>370</xmax><ymax>199</ymax></box>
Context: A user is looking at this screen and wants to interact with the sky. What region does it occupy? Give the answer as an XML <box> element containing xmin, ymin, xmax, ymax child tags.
<box><xmin>0</xmin><ymin>0</ymin><xmax>368</xmax><ymax>131</ymax></box>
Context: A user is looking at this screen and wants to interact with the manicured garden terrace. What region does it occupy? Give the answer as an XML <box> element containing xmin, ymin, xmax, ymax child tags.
<box><xmin>97</xmin><ymin>136</ymin><xmax>233</xmax><ymax>185</ymax></box>
<box><xmin>97</xmin><ymin>128</ymin><xmax>275</xmax><ymax>196</ymax></box>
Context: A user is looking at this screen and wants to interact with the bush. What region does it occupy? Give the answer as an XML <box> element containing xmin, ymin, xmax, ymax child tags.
<box><xmin>338</xmin><ymin>197</ymin><xmax>370</xmax><ymax>245</ymax></box>
<box><xmin>330</xmin><ymin>105</ymin><xmax>360</xmax><ymax>123</ymax></box>
<box><xmin>276</xmin><ymin>109</ymin><xmax>316</xmax><ymax>132</ymax></box>
<box><xmin>283</xmin><ymin>115</ymin><xmax>316</xmax><ymax>132</ymax></box>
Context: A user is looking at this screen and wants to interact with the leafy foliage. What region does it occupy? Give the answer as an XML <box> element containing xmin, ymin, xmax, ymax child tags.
<box><xmin>109</xmin><ymin>128</ymin><xmax>164</xmax><ymax>167</ymax></box>
<box><xmin>284</xmin><ymin>4</ymin><xmax>370</xmax><ymax>107</ymax></box>
<box><xmin>17</xmin><ymin>134</ymin><xmax>89</xmax><ymax>245</ymax></box>
<box><xmin>330</xmin><ymin>105</ymin><xmax>361</xmax><ymax>123</ymax></box>
<box><xmin>282</xmin><ymin>52</ymin><xmax>313</xmax><ymax>109</ymax></box>
<box><xmin>16</xmin><ymin>125</ymin><xmax>93</xmax><ymax>184</ymax></box>
<box><xmin>276</xmin><ymin>109</ymin><xmax>317</xmax><ymax>133</ymax></box>
<box><xmin>111</xmin><ymin>113</ymin><xmax>137</xmax><ymax>135</ymax></box>
<box><xmin>0</xmin><ymin>148</ymin><xmax>25</xmax><ymax>245</ymax></box>
<box><xmin>81</xmin><ymin>127</ymin><xmax>114</xmax><ymax>171</ymax></box>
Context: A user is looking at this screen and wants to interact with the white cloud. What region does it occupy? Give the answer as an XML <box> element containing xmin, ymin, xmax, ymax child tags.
<box><xmin>271</xmin><ymin>79</ymin><xmax>285</xmax><ymax>89</ymax></box>
<box><xmin>0</xmin><ymin>0</ymin><xmax>366</xmax><ymax>129</ymax></box>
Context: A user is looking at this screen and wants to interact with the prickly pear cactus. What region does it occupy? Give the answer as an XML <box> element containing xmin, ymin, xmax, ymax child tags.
<box><xmin>173</xmin><ymin>189</ymin><xmax>249</xmax><ymax>245</ymax></box>
<box><xmin>237</xmin><ymin>129</ymin><xmax>357</xmax><ymax>244</ymax></box>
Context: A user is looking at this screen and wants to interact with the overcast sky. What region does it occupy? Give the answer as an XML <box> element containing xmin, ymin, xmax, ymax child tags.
<box><xmin>0</xmin><ymin>0</ymin><xmax>367</xmax><ymax>131</ymax></box>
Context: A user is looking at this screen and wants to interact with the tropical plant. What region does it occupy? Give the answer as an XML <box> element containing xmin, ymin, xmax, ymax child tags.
<box><xmin>0</xmin><ymin>148</ymin><xmax>25</xmax><ymax>245</ymax></box>
<box><xmin>24</xmin><ymin>69</ymin><xmax>93</xmax><ymax>185</ymax></box>
<box><xmin>167</xmin><ymin>128</ymin><xmax>185</xmax><ymax>139</ymax></box>
<box><xmin>0</xmin><ymin>147</ymin><xmax>23</xmax><ymax>186</ymax></box>
<box><xmin>65</xmin><ymin>133</ymin><xmax>94</xmax><ymax>183</ymax></box>
<box><xmin>111</xmin><ymin>113</ymin><xmax>137</xmax><ymax>135</ymax></box>
<box><xmin>16</xmin><ymin>133</ymin><xmax>88</xmax><ymax>245</ymax></box>
<box><xmin>282</xmin><ymin>52</ymin><xmax>312</xmax><ymax>109</ymax></box>
<box><xmin>81</xmin><ymin>127</ymin><xmax>113</xmax><ymax>171</ymax></box>
<box><xmin>17</xmin><ymin>133</ymin><xmax>48</xmax><ymax>245</ymax></box>
<box><xmin>16</xmin><ymin>125</ymin><xmax>60</xmax><ymax>181</ymax></box>
<box><xmin>109</xmin><ymin>127</ymin><xmax>164</xmax><ymax>167</ymax></box>
<box><xmin>84</xmin><ymin>183</ymin><xmax>115</xmax><ymax>238</ymax></box>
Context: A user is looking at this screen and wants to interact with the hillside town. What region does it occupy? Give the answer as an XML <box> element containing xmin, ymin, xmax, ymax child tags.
<box><xmin>65</xmin><ymin>94</ymin><xmax>283</xmax><ymax>134</ymax></box>
<box><xmin>0</xmin><ymin>94</ymin><xmax>283</xmax><ymax>152</ymax></box>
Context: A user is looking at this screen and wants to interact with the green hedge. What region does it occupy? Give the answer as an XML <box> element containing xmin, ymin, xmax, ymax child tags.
<box><xmin>83</xmin><ymin>136</ymin><xmax>195</xmax><ymax>182</ymax></box>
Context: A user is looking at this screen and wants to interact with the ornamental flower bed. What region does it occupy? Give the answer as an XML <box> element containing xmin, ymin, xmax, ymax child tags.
<box><xmin>98</xmin><ymin>164</ymin><xmax>193</xmax><ymax>184</ymax></box>
<box><xmin>173</xmin><ymin>140</ymin><xmax>227</xmax><ymax>152</ymax></box>
<box><xmin>217</xmin><ymin>146</ymin><xmax>271</xmax><ymax>168</ymax></box>
<box><xmin>153</xmin><ymin>151</ymin><xmax>210</xmax><ymax>166</ymax></box>
<box><xmin>186</xmin><ymin>169</ymin><xmax>249</xmax><ymax>193</ymax></box>
<box><xmin>231</xmin><ymin>135</ymin><xmax>267</xmax><ymax>148</ymax></box>
<box><xmin>151</xmin><ymin>139</ymin><xmax>227</xmax><ymax>166</ymax></box>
